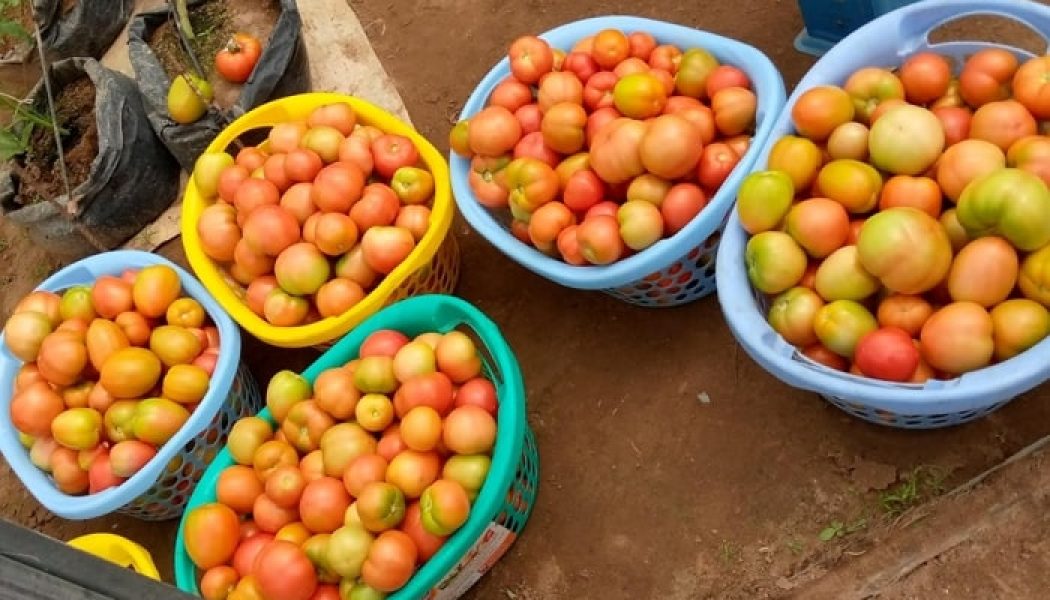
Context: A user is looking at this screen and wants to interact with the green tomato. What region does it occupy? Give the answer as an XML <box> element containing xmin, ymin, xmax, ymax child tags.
<box><xmin>956</xmin><ymin>167</ymin><xmax>1050</xmax><ymax>251</ymax></box>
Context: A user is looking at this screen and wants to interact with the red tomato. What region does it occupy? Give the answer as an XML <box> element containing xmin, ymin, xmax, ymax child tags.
<box><xmin>489</xmin><ymin>78</ymin><xmax>533</xmax><ymax>113</ymax></box>
<box><xmin>184</xmin><ymin>504</ymin><xmax>240</xmax><ymax>569</ymax></box>
<box><xmin>585</xmin><ymin>106</ymin><xmax>621</xmax><ymax>146</ymax></box>
<box><xmin>508</xmin><ymin>35</ymin><xmax>554</xmax><ymax>84</ymax></box>
<box><xmin>627</xmin><ymin>32</ymin><xmax>656</xmax><ymax>61</ymax></box>
<box><xmin>454</xmin><ymin>377</ymin><xmax>498</xmax><ymax>417</ymax></box>
<box><xmin>932</xmin><ymin>106</ymin><xmax>973</xmax><ymax>146</ymax></box>
<box><xmin>361</xmin><ymin>330</ymin><xmax>410</xmax><ymax>357</ymax></box>
<box><xmin>371</xmin><ymin>134</ymin><xmax>420</xmax><ymax>179</ymax></box>
<box><xmin>400</xmin><ymin>502</ymin><xmax>446</xmax><ymax>563</ymax></box>
<box><xmin>853</xmin><ymin>327</ymin><xmax>920</xmax><ymax>382</ymax></box>
<box><xmin>1014</xmin><ymin>55</ymin><xmax>1050</xmax><ymax>120</ymax></box>
<box><xmin>361</xmin><ymin>530</ymin><xmax>418</xmax><ymax>592</ymax></box>
<box><xmin>514</xmin><ymin>103</ymin><xmax>542</xmax><ymax>135</ymax></box>
<box><xmin>960</xmin><ymin>48</ymin><xmax>1018</xmax><ymax>108</ymax></box>
<box><xmin>563</xmin><ymin>51</ymin><xmax>599</xmax><ymax>84</ymax></box>
<box><xmin>583</xmin><ymin>71</ymin><xmax>618</xmax><ymax>111</ymax></box>
<box><xmin>801</xmin><ymin>343</ymin><xmax>848</xmax><ymax>371</ymax></box>
<box><xmin>899</xmin><ymin>52</ymin><xmax>952</xmax><ymax>105</ymax></box>
<box><xmin>233</xmin><ymin>532</ymin><xmax>275</xmax><ymax>577</ymax></box>
<box><xmin>696</xmin><ymin>142</ymin><xmax>740</xmax><ymax>191</ymax></box>
<box><xmin>562</xmin><ymin>169</ymin><xmax>605</xmax><ymax>213</ymax></box>
<box><xmin>660</xmin><ymin>183</ymin><xmax>707</xmax><ymax>235</ymax></box>
<box><xmin>300</xmin><ymin>477</ymin><xmax>351</xmax><ymax>534</ymax></box>
<box><xmin>253</xmin><ymin>540</ymin><xmax>318</xmax><ymax>600</ymax></box>
<box><xmin>705</xmin><ymin>65</ymin><xmax>751</xmax><ymax>97</ymax></box>
<box><xmin>214</xmin><ymin>33</ymin><xmax>262</xmax><ymax>84</ymax></box>
<box><xmin>468</xmin><ymin>106</ymin><xmax>523</xmax><ymax>157</ymax></box>
<box><xmin>513</xmin><ymin>131</ymin><xmax>561</xmax><ymax>168</ymax></box>
<box><xmin>395</xmin><ymin>371</ymin><xmax>454</xmax><ymax>417</ymax></box>
<box><xmin>649</xmin><ymin>44</ymin><xmax>682</xmax><ymax>73</ymax></box>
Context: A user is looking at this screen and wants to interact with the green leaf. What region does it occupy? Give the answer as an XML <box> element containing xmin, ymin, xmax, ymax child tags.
<box><xmin>0</xmin><ymin>20</ymin><xmax>28</xmax><ymax>42</ymax></box>
<box><xmin>0</xmin><ymin>129</ymin><xmax>26</xmax><ymax>161</ymax></box>
<box><xmin>818</xmin><ymin>526</ymin><xmax>839</xmax><ymax>542</ymax></box>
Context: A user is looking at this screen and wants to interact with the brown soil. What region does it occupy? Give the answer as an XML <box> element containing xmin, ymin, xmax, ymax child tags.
<box><xmin>147</xmin><ymin>0</ymin><xmax>280</xmax><ymax>110</ymax></box>
<box><xmin>0</xmin><ymin>0</ymin><xmax>33</xmax><ymax>60</ymax></box>
<box><xmin>13</xmin><ymin>75</ymin><xmax>96</xmax><ymax>205</ymax></box>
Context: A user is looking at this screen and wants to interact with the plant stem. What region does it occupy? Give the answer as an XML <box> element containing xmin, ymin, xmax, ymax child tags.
<box><xmin>31</xmin><ymin>22</ymin><xmax>107</xmax><ymax>253</ymax></box>
<box><xmin>175</xmin><ymin>0</ymin><xmax>195</xmax><ymax>40</ymax></box>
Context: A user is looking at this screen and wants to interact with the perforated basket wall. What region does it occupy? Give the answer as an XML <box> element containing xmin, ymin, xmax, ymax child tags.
<box><xmin>116</xmin><ymin>364</ymin><xmax>261</xmax><ymax>521</ymax></box>
<box><xmin>604</xmin><ymin>228</ymin><xmax>724</xmax><ymax>307</ymax></box>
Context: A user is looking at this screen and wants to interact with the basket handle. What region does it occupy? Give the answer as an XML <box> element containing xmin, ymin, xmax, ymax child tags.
<box><xmin>896</xmin><ymin>0</ymin><xmax>1050</xmax><ymax>57</ymax></box>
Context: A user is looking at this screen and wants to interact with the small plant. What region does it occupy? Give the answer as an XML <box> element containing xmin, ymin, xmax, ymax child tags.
<box><xmin>785</xmin><ymin>538</ymin><xmax>804</xmax><ymax>554</ymax></box>
<box><xmin>0</xmin><ymin>93</ymin><xmax>65</xmax><ymax>161</ymax></box>
<box><xmin>0</xmin><ymin>0</ymin><xmax>30</xmax><ymax>46</ymax></box>
<box><xmin>879</xmin><ymin>465</ymin><xmax>948</xmax><ymax>517</ymax></box>
<box><xmin>819</xmin><ymin>517</ymin><xmax>867</xmax><ymax>542</ymax></box>
<box><xmin>718</xmin><ymin>539</ymin><xmax>739</xmax><ymax>564</ymax></box>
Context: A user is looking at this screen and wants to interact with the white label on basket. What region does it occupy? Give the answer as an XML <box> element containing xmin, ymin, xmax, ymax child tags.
<box><xmin>422</xmin><ymin>522</ymin><xmax>517</xmax><ymax>600</ymax></box>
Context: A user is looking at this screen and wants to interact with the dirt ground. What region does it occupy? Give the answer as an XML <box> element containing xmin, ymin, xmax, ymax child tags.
<box><xmin>4</xmin><ymin>1</ymin><xmax>1050</xmax><ymax>599</ymax></box>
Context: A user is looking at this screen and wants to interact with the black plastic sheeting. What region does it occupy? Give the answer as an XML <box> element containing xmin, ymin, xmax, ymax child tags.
<box><xmin>32</xmin><ymin>0</ymin><xmax>134</xmax><ymax>61</ymax></box>
<box><xmin>128</xmin><ymin>0</ymin><xmax>309</xmax><ymax>172</ymax></box>
<box><xmin>0</xmin><ymin>58</ymin><xmax>181</xmax><ymax>262</ymax></box>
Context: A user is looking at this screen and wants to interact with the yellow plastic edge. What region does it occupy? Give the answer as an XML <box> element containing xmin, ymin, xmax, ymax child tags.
<box><xmin>180</xmin><ymin>92</ymin><xmax>453</xmax><ymax>348</ymax></box>
<box><xmin>67</xmin><ymin>533</ymin><xmax>162</xmax><ymax>581</ymax></box>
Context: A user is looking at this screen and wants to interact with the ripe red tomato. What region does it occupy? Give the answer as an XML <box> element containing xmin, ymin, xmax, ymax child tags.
<box><xmin>697</xmin><ymin>142</ymin><xmax>740</xmax><ymax>191</ymax></box>
<box><xmin>371</xmin><ymin>134</ymin><xmax>420</xmax><ymax>179</ymax></box>
<box><xmin>853</xmin><ymin>327</ymin><xmax>920</xmax><ymax>382</ymax></box>
<box><xmin>454</xmin><ymin>377</ymin><xmax>498</xmax><ymax>417</ymax></box>
<box><xmin>214</xmin><ymin>33</ymin><xmax>262</xmax><ymax>84</ymax></box>
<box><xmin>563</xmin><ymin>51</ymin><xmax>599</xmax><ymax>84</ymax></box>
<box><xmin>562</xmin><ymin>169</ymin><xmax>605</xmax><ymax>213</ymax></box>
<box><xmin>508</xmin><ymin>35</ymin><xmax>554</xmax><ymax>84</ymax></box>
<box><xmin>513</xmin><ymin>131</ymin><xmax>561</xmax><ymax>168</ymax></box>
<box><xmin>252</xmin><ymin>540</ymin><xmax>318</xmax><ymax>600</ymax></box>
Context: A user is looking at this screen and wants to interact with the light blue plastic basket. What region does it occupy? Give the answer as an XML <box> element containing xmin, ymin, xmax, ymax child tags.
<box><xmin>450</xmin><ymin>15</ymin><xmax>786</xmax><ymax>307</ymax></box>
<box><xmin>0</xmin><ymin>250</ymin><xmax>262</xmax><ymax>520</ymax></box>
<box><xmin>717</xmin><ymin>0</ymin><xmax>1050</xmax><ymax>429</ymax></box>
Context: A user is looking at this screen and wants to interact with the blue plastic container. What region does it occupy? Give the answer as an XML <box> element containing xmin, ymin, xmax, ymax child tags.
<box><xmin>795</xmin><ymin>0</ymin><xmax>919</xmax><ymax>56</ymax></box>
<box><xmin>717</xmin><ymin>0</ymin><xmax>1050</xmax><ymax>429</ymax></box>
<box><xmin>451</xmin><ymin>15</ymin><xmax>786</xmax><ymax>307</ymax></box>
<box><xmin>0</xmin><ymin>250</ymin><xmax>262</xmax><ymax>520</ymax></box>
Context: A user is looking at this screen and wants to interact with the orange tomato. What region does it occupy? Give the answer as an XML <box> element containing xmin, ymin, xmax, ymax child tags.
<box><xmin>591</xmin><ymin>29</ymin><xmax>630</xmax><ymax>69</ymax></box>
<box><xmin>217</xmin><ymin>465</ymin><xmax>264</xmax><ymax>514</ymax></box>
<box><xmin>184</xmin><ymin>503</ymin><xmax>241</xmax><ymax>569</ymax></box>
<box><xmin>959</xmin><ymin>48</ymin><xmax>1018</xmax><ymax>108</ymax></box>
<box><xmin>791</xmin><ymin>86</ymin><xmax>855</xmax><ymax>141</ymax></box>
<box><xmin>300</xmin><ymin>477</ymin><xmax>351</xmax><ymax>534</ymax></box>
<box><xmin>361</xmin><ymin>530</ymin><xmax>418</xmax><ymax>592</ymax></box>
<box><xmin>969</xmin><ymin>99</ymin><xmax>1037</xmax><ymax>151</ymax></box>
<box><xmin>878</xmin><ymin>175</ymin><xmax>942</xmax><ymax>218</ymax></box>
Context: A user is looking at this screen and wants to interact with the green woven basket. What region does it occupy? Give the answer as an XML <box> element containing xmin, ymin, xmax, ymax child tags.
<box><xmin>173</xmin><ymin>294</ymin><xmax>539</xmax><ymax>598</ymax></box>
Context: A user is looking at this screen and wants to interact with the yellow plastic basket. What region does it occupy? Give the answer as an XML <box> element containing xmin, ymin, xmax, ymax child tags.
<box><xmin>180</xmin><ymin>93</ymin><xmax>458</xmax><ymax>348</ymax></box>
<box><xmin>67</xmin><ymin>533</ymin><xmax>161</xmax><ymax>581</ymax></box>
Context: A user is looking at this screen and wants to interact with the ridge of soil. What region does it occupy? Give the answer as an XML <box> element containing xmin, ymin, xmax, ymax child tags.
<box><xmin>15</xmin><ymin>75</ymin><xmax>97</xmax><ymax>204</ymax></box>
<box><xmin>147</xmin><ymin>0</ymin><xmax>280</xmax><ymax>110</ymax></box>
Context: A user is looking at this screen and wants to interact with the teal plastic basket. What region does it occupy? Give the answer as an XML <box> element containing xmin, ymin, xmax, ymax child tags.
<box><xmin>173</xmin><ymin>295</ymin><xmax>538</xmax><ymax>598</ymax></box>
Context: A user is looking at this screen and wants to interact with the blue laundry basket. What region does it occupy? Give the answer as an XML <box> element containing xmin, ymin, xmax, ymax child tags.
<box><xmin>717</xmin><ymin>0</ymin><xmax>1050</xmax><ymax>429</ymax></box>
<box><xmin>795</xmin><ymin>0</ymin><xmax>920</xmax><ymax>56</ymax></box>
<box><xmin>0</xmin><ymin>250</ymin><xmax>262</xmax><ymax>520</ymax></box>
<box><xmin>451</xmin><ymin>15</ymin><xmax>786</xmax><ymax>307</ymax></box>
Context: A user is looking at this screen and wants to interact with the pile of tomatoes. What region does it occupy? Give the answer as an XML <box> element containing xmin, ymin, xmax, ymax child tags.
<box><xmin>183</xmin><ymin>327</ymin><xmax>499</xmax><ymax>600</ymax></box>
<box><xmin>451</xmin><ymin>28</ymin><xmax>757</xmax><ymax>266</ymax></box>
<box><xmin>191</xmin><ymin>102</ymin><xmax>437</xmax><ymax>327</ymax></box>
<box><xmin>3</xmin><ymin>266</ymin><xmax>221</xmax><ymax>496</ymax></box>
<box><xmin>741</xmin><ymin>49</ymin><xmax>1050</xmax><ymax>382</ymax></box>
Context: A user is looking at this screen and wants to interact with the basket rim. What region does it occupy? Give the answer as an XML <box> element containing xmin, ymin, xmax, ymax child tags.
<box><xmin>180</xmin><ymin>92</ymin><xmax>455</xmax><ymax>348</ymax></box>
<box><xmin>449</xmin><ymin>14</ymin><xmax>787</xmax><ymax>290</ymax></box>
<box><xmin>0</xmin><ymin>250</ymin><xmax>243</xmax><ymax>520</ymax></box>
<box><xmin>172</xmin><ymin>294</ymin><xmax>532</xmax><ymax>598</ymax></box>
<box><xmin>715</xmin><ymin>0</ymin><xmax>1050</xmax><ymax>417</ymax></box>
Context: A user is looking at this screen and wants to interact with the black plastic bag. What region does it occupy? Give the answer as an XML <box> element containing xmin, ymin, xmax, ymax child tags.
<box><xmin>0</xmin><ymin>57</ymin><xmax>181</xmax><ymax>262</ymax></box>
<box><xmin>127</xmin><ymin>0</ymin><xmax>310</xmax><ymax>172</ymax></box>
<box><xmin>32</xmin><ymin>0</ymin><xmax>134</xmax><ymax>61</ymax></box>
